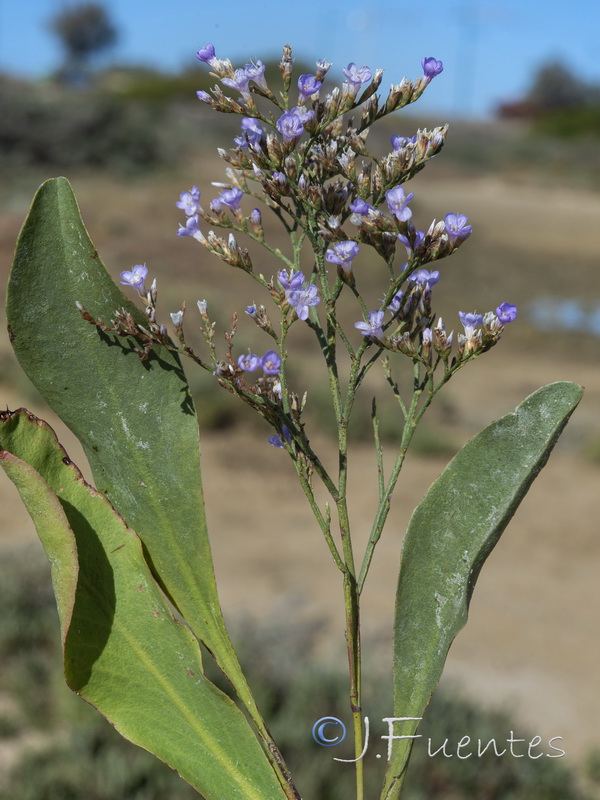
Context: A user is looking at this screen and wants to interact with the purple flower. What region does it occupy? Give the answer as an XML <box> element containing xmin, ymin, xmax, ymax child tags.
<box><xmin>355</xmin><ymin>310</ymin><xmax>385</xmax><ymax>339</ymax></box>
<box><xmin>196</xmin><ymin>44</ymin><xmax>217</xmax><ymax>66</ymax></box>
<box><xmin>298</xmin><ymin>73</ymin><xmax>322</xmax><ymax>98</ymax></box>
<box><xmin>276</xmin><ymin>106</ymin><xmax>314</xmax><ymax>140</ymax></box>
<box><xmin>444</xmin><ymin>213</ymin><xmax>472</xmax><ymax>246</ymax></box>
<box><xmin>422</xmin><ymin>57</ymin><xmax>444</xmax><ymax>80</ymax></box>
<box><xmin>276</xmin><ymin>109</ymin><xmax>304</xmax><ymax>140</ymax></box>
<box><xmin>342</xmin><ymin>62</ymin><xmax>372</xmax><ymax>86</ymax></box>
<box><xmin>218</xmin><ymin>187</ymin><xmax>244</xmax><ymax>211</ymax></box>
<box><xmin>413</xmin><ymin>269</ymin><xmax>440</xmax><ymax>287</ymax></box>
<box><xmin>262</xmin><ymin>350</ymin><xmax>281</xmax><ymax>375</ymax></box>
<box><xmin>398</xmin><ymin>229</ymin><xmax>425</xmax><ymax>255</ymax></box>
<box><xmin>233</xmin><ymin>117</ymin><xmax>264</xmax><ymax>148</ymax></box>
<box><xmin>222</xmin><ymin>68</ymin><xmax>251</xmax><ymax>100</ymax></box>
<box><xmin>196</xmin><ymin>90</ymin><xmax>212</xmax><ymax>103</ymax></box>
<box><xmin>120</xmin><ymin>264</ymin><xmax>148</xmax><ymax>292</ymax></box>
<box><xmin>288</xmin><ymin>284</ymin><xmax>320</xmax><ymax>321</ymax></box>
<box><xmin>176</xmin><ymin>185</ymin><xmax>201</xmax><ymax>216</ymax></box>
<box><xmin>349</xmin><ymin>198</ymin><xmax>373</xmax><ymax>216</ymax></box>
<box><xmin>245</xmin><ymin>304</ymin><xmax>257</xmax><ymax>317</ymax></box>
<box><xmin>391</xmin><ymin>134</ymin><xmax>417</xmax><ymax>151</ymax></box>
<box><xmin>325</xmin><ymin>241</ymin><xmax>360</xmax><ymax>276</ymax></box>
<box><xmin>496</xmin><ymin>302</ymin><xmax>518</xmax><ymax>324</ymax></box>
<box><xmin>177</xmin><ymin>214</ymin><xmax>205</xmax><ymax>242</ymax></box>
<box><xmin>269</xmin><ymin>425</ymin><xmax>291</xmax><ymax>448</ymax></box>
<box><xmin>386</xmin><ymin>186</ymin><xmax>414</xmax><ymax>222</ymax></box>
<box><xmin>278</xmin><ymin>269</ymin><xmax>305</xmax><ymax>293</ymax></box>
<box><xmin>244</xmin><ymin>60</ymin><xmax>268</xmax><ymax>90</ymax></box>
<box><xmin>459</xmin><ymin>311</ymin><xmax>483</xmax><ymax>332</ymax></box>
<box><xmin>238</xmin><ymin>352</ymin><xmax>261</xmax><ymax>371</ymax></box>
<box><xmin>388</xmin><ymin>290</ymin><xmax>404</xmax><ymax>315</ymax></box>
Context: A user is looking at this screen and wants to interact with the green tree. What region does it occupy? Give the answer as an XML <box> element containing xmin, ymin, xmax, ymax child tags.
<box><xmin>50</xmin><ymin>3</ymin><xmax>118</xmax><ymax>85</ymax></box>
<box><xmin>526</xmin><ymin>60</ymin><xmax>588</xmax><ymax>110</ymax></box>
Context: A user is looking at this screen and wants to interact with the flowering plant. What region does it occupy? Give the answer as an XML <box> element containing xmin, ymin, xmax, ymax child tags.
<box><xmin>0</xmin><ymin>44</ymin><xmax>582</xmax><ymax>800</ymax></box>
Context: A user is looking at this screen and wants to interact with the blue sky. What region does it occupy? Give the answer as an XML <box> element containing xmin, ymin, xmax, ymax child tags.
<box><xmin>1</xmin><ymin>0</ymin><xmax>599</xmax><ymax>117</ymax></box>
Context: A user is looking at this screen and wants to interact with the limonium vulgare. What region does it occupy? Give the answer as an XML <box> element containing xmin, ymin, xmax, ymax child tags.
<box><xmin>1</xmin><ymin>43</ymin><xmax>582</xmax><ymax>800</ymax></box>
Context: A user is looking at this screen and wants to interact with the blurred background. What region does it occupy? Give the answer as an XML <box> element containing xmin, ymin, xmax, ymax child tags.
<box><xmin>1</xmin><ymin>1</ymin><xmax>600</xmax><ymax>798</ymax></box>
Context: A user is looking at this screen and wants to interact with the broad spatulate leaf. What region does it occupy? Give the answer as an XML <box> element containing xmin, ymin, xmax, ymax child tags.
<box><xmin>381</xmin><ymin>381</ymin><xmax>583</xmax><ymax>800</ymax></box>
<box><xmin>7</xmin><ymin>177</ymin><xmax>243</xmax><ymax>691</ymax></box>
<box><xmin>0</xmin><ymin>409</ymin><xmax>287</xmax><ymax>800</ymax></box>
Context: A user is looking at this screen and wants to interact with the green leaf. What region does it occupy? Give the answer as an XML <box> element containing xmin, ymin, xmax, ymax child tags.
<box><xmin>381</xmin><ymin>381</ymin><xmax>583</xmax><ymax>800</ymax></box>
<box><xmin>0</xmin><ymin>409</ymin><xmax>287</xmax><ymax>800</ymax></box>
<box><xmin>7</xmin><ymin>177</ymin><xmax>238</xmax><ymax>683</ymax></box>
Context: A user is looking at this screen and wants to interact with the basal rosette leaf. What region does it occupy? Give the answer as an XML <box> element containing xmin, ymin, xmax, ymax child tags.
<box><xmin>381</xmin><ymin>381</ymin><xmax>583</xmax><ymax>800</ymax></box>
<box><xmin>0</xmin><ymin>409</ymin><xmax>287</xmax><ymax>800</ymax></box>
<box><xmin>6</xmin><ymin>177</ymin><xmax>241</xmax><ymax>684</ymax></box>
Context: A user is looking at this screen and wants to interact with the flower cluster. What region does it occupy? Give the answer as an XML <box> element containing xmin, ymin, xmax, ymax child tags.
<box><xmin>95</xmin><ymin>43</ymin><xmax>518</xmax><ymax>454</ymax></box>
<box><xmin>354</xmin><ymin>264</ymin><xmax>517</xmax><ymax>364</ymax></box>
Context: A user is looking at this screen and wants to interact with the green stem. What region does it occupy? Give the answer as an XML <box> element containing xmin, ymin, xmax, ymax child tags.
<box><xmin>372</xmin><ymin>399</ymin><xmax>385</xmax><ymax>503</ymax></box>
<box><xmin>212</xmin><ymin>645</ymin><xmax>301</xmax><ymax>800</ymax></box>
<box><xmin>344</xmin><ymin>572</ymin><xmax>364</xmax><ymax>800</ymax></box>
<box><xmin>358</xmin><ymin>359</ymin><xmax>447</xmax><ymax>592</ymax></box>
<box><xmin>278</xmin><ymin>319</ymin><xmax>344</xmax><ymax>570</ymax></box>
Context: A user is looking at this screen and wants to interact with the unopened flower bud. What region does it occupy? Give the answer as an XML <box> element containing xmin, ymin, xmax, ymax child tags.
<box><xmin>266</xmin><ymin>133</ymin><xmax>283</xmax><ymax>162</ymax></box>
<box><xmin>393</xmin><ymin>332</ymin><xmax>417</xmax><ymax>356</ymax></box>
<box><xmin>315</xmin><ymin>59</ymin><xmax>332</xmax><ymax>81</ymax></box>
<box><xmin>284</xmin><ymin>155</ymin><xmax>297</xmax><ymax>181</ymax></box>
<box><xmin>421</xmin><ymin>327</ymin><xmax>432</xmax><ymax>360</ymax></box>
<box><xmin>279</xmin><ymin>44</ymin><xmax>294</xmax><ymax>89</ymax></box>
<box><xmin>228</xmin><ymin>233</ymin><xmax>239</xmax><ymax>253</ymax></box>
<box><xmin>170</xmin><ymin>310</ymin><xmax>184</xmax><ymax>329</ymax></box>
